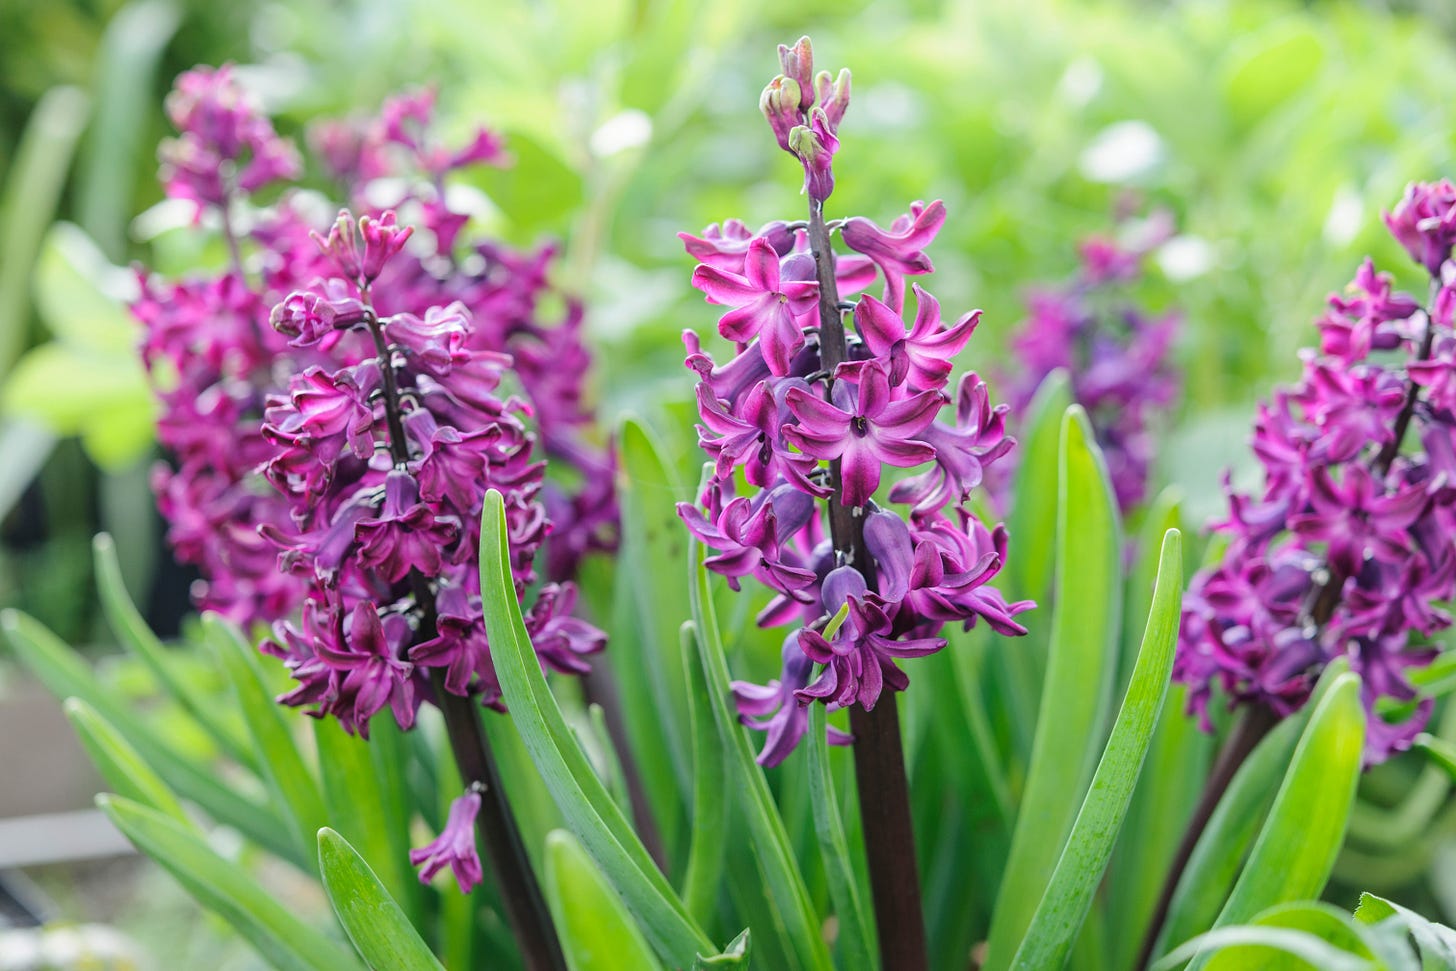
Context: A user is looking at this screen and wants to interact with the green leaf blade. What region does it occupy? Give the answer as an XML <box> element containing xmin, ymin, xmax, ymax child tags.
<box><xmin>1009</xmin><ymin>528</ymin><xmax>1183</xmax><ymax>970</ymax></box>
<box><xmin>318</xmin><ymin>828</ymin><xmax>445</xmax><ymax>971</ymax></box>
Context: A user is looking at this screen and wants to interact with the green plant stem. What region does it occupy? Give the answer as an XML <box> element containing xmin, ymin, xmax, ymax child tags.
<box><xmin>808</xmin><ymin>195</ymin><xmax>928</xmax><ymax>971</ymax></box>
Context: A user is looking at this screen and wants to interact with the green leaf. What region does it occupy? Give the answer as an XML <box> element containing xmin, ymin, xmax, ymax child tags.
<box><xmin>1155</xmin><ymin>659</ymin><xmax>1352</xmax><ymax>961</ymax></box>
<box><xmin>1</xmin><ymin>341</ymin><xmax>154</xmax><ymax>468</ymax></box>
<box><xmin>314</xmin><ymin>716</ymin><xmax>422</xmax><ymax>928</ymax></box>
<box><xmin>63</xmin><ymin>698</ymin><xmax>190</xmax><ymax>827</ymax></box>
<box><xmin>679</xmin><ymin>623</ymin><xmax>728</xmax><ymax>925</ymax></box>
<box><xmin>0</xmin><ymin>609</ymin><xmax>298</xmax><ymax>863</ymax></box>
<box><xmin>0</xmin><ymin>86</ymin><xmax>89</xmax><ymax>379</ymax></box>
<box><xmin>317</xmin><ymin>828</ymin><xmax>445</xmax><ymax>971</ymax></box>
<box><xmin>1009</xmin><ymin>528</ymin><xmax>1183</xmax><ymax>970</ymax></box>
<box><xmin>1191</xmin><ymin>673</ymin><xmax>1366</xmax><ymax>969</ymax></box>
<box><xmin>93</xmin><ymin>533</ymin><xmax>256</xmax><ymax>771</ymax></box>
<box><xmin>1413</xmin><ymin>732</ymin><xmax>1456</xmax><ymax>783</ymax></box>
<box><xmin>1355</xmin><ymin>893</ymin><xmax>1456</xmax><ymax>968</ymax></box>
<box><xmin>1006</xmin><ymin>370</ymin><xmax>1073</xmax><ymax>602</ymax></box>
<box><xmin>694</xmin><ymin>929</ymin><xmax>752</xmax><ymax>969</ymax></box>
<box><xmin>1153</xmin><ymin>926</ymin><xmax>1374</xmax><ymax>971</ymax></box>
<box><xmin>75</xmin><ymin>0</ymin><xmax>182</xmax><ymax>258</ymax></box>
<box><xmin>1201</xmin><ymin>902</ymin><xmax>1392</xmax><ymax>971</ymax></box>
<box><xmin>1221</xmin><ymin>22</ymin><xmax>1326</xmax><ymax>129</ymax></box>
<box><xmin>203</xmin><ymin>613</ymin><xmax>328</xmax><ymax>866</ymax></box>
<box><xmin>614</xmin><ymin>420</ymin><xmax>694</xmax><ymax>800</ymax></box>
<box><xmin>478</xmin><ymin>490</ymin><xmax>713</xmax><ymax>965</ymax></box>
<box><xmin>545</xmin><ymin>829</ymin><xmax>665</xmax><ymax>971</ymax></box>
<box><xmin>99</xmin><ymin>796</ymin><xmax>362</xmax><ymax>971</ymax></box>
<box><xmin>688</xmin><ymin>535</ymin><xmax>833</xmax><ymax>971</ymax></box>
<box><xmin>985</xmin><ymin>405</ymin><xmax>1123</xmax><ymax>971</ymax></box>
<box><xmin>806</xmin><ymin>703</ymin><xmax>876</xmax><ymax>969</ymax></box>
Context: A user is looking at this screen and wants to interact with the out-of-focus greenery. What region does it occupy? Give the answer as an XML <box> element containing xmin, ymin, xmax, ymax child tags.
<box><xmin>6</xmin><ymin>0</ymin><xmax>1456</xmax><ymax>963</ymax></box>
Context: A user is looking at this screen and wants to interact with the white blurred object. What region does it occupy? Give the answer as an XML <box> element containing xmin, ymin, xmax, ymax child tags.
<box><xmin>1057</xmin><ymin>56</ymin><xmax>1104</xmax><ymax>108</ymax></box>
<box><xmin>1323</xmin><ymin>184</ymin><xmax>1365</xmax><ymax>247</ymax></box>
<box><xmin>0</xmin><ymin>925</ymin><xmax>142</xmax><ymax>971</ymax></box>
<box><xmin>1079</xmin><ymin>121</ymin><xmax>1165</xmax><ymax>184</ymax></box>
<box><xmin>589</xmin><ymin>110</ymin><xmax>652</xmax><ymax>158</ymax></box>
<box><xmin>1157</xmin><ymin>235</ymin><xmax>1217</xmax><ymax>281</ymax></box>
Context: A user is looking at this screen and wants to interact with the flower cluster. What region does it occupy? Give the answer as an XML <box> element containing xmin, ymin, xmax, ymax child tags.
<box><xmin>258</xmin><ymin>207</ymin><xmax>606</xmax><ymax>729</ymax></box>
<box><xmin>1002</xmin><ymin>214</ymin><xmax>1180</xmax><ymax>512</ymax></box>
<box><xmin>680</xmin><ymin>39</ymin><xmax>1032</xmax><ymax>767</ymax></box>
<box><xmin>135</xmin><ymin>67</ymin><xmax>616</xmax><ymax>627</ymax></box>
<box><xmin>1176</xmin><ymin>180</ymin><xmax>1456</xmax><ymax>762</ymax></box>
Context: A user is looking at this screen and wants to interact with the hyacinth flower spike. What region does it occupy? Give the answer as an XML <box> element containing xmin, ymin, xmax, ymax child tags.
<box><xmin>678</xmin><ymin>36</ymin><xmax>1031</xmax><ymax>970</ymax></box>
<box><xmin>1136</xmin><ymin>181</ymin><xmax>1456</xmax><ymax>968</ymax></box>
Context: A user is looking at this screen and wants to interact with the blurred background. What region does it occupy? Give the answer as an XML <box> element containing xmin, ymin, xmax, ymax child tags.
<box><xmin>4</xmin><ymin>0</ymin><xmax>1456</xmax><ymax>964</ymax></box>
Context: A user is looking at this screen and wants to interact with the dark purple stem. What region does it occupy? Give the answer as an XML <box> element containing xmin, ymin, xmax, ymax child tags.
<box><xmin>366</xmin><ymin>310</ymin><xmax>566</xmax><ymax>971</ymax></box>
<box><xmin>808</xmin><ymin>197</ymin><xmax>929</xmax><ymax>971</ymax></box>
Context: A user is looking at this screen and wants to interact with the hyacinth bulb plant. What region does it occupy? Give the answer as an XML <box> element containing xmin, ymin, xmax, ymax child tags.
<box><xmin>679</xmin><ymin>36</ymin><xmax>1033</xmax><ymax>966</ymax></box>
<box><xmin>135</xmin><ymin>66</ymin><xmax>616</xmax><ymax>631</ymax></box>
<box><xmin>132</xmin><ymin>65</ymin><xmax>624</xmax><ymax>970</ymax></box>
<box><xmin>1002</xmin><ymin>212</ymin><xmax>1181</xmax><ymax>513</ymax></box>
<box><xmin>1136</xmin><ymin>181</ymin><xmax>1456</xmax><ymax>967</ymax></box>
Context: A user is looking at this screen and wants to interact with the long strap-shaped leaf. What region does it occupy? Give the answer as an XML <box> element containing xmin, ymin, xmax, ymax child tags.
<box><xmin>64</xmin><ymin>698</ymin><xmax>192</xmax><ymax>827</ymax></box>
<box><xmin>1008</xmin><ymin>529</ymin><xmax>1183</xmax><ymax>969</ymax></box>
<box><xmin>688</xmin><ymin>539</ymin><xmax>833</xmax><ymax>971</ymax></box>
<box><xmin>318</xmin><ymin>828</ymin><xmax>445</xmax><ymax>971</ymax></box>
<box><xmin>204</xmin><ymin>613</ymin><xmax>328</xmax><ymax>867</ymax></box>
<box><xmin>99</xmin><ymin>795</ymin><xmax>363</xmax><ymax>971</ymax></box>
<box><xmin>545</xmin><ymin>829</ymin><xmax>665</xmax><ymax>971</ymax></box>
<box><xmin>478</xmin><ymin>490</ymin><xmax>713</xmax><ymax>965</ymax></box>
<box><xmin>807</xmin><ymin>703</ymin><xmax>877</xmax><ymax>968</ymax></box>
<box><xmin>984</xmin><ymin>405</ymin><xmax>1124</xmax><ymax>971</ymax></box>
<box><xmin>93</xmin><ymin>533</ymin><xmax>257</xmax><ymax>771</ymax></box>
<box><xmin>679</xmin><ymin>623</ymin><xmax>728</xmax><ymax>924</ymax></box>
<box><xmin>1187</xmin><ymin>672</ymin><xmax>1366</xmax><ymax>969</ymax></box>
<box><xmin>0</xmin><ymin>609</ymin><xmax>298</xmax><ymax>863</ymax></box>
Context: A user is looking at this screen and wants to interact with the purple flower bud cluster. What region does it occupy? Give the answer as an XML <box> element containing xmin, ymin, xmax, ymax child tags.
<box><xmin>682</xmin><ymin>40</ymin><xmax>1032</xmax><ymax>767</ymax></box>
<box><xmin>1002</xmin><ymin>215</ymin><xmax>1181</xmax><ymax>512</ymax></box>
<box><xmin>1176</xmin><ymin>181</ymin><xmax>1456</xmax><ymax>763</ymax></box>
<box><xmin>256</xmin><ymin>208</ymin><xmax>605</xmax><ymax>735</ymax></box>
<box><xmin>759</xmin><ymin>36</ymin><xmax>851</xmax><ymax>202</ymax></box>
<box><xmin>135</xmin><ymin>67</ymin><xmax>617</xmax><ymax>627</ymax></box>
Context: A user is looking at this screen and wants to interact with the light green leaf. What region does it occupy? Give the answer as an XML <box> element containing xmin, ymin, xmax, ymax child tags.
<box><xmin>0</xmin><ymin>609</ymin><xmax>298</xmax><ymax>863</ymax></box>
<box><xmin>99</xmin><ymin>796</ymin><xmax>363</xmax><ymax>971</ymax></box>
<box><xmin>807</xmin><ymin>703</ymin><xmax>876</xmax><ymax>969</ymax></box>
<box><xmin>93</xmin><ymin>533</ymin><xmax>256</xmax><ymax>771</ymax></box>
<box><xmin>1010</xmin><ymin>528</ymin><xmax>1182</xmax><ymax>970</ymax></box>
<box><xmin>478</xmin><ymin>490</ymin><xmax>713</xmax><ymax>965</ymax></box>
<box><xmin>1153</xmin><ymin>926</ymin><xmax>1373</xmax><ymax>971</ymax></box>
<box><xmin>203</xmin><ymin>613</ymin><xmax>328</xmax><ymax>866</ymax></box>
<box><xmin>314</xmin><ymin>717</ymin><xmax>422</xmax><ymax>928</ymax></box>
<box><xmin>1156</xmin><ymin>658</ymin><xmax>1352</xmax><ymax>960</ymax></box>
<box><xmin>688</xmin><ymin>536</ymin><xmax>833</xmax><ymax>971</ymax></box>
<box><xmin>545</xmin><ymin>829</ymin><xmax>664</xmax><ymax>971</ymax></box>
<box><xmin>1355</xmin><ymin>893</ymin><xmax>1456</xmax><ymax>968</ymax></box>
<box><xmin>1191</xmin><ymin>673</ymin><xmax>1367</xmax><ymax>969</ymax></box>
<box><xmin>694</xmin><ymin>929</ymin><xmax>752</xmax><ymax>969</ymax></box>
<box><xmin>678</xmin><ymin>623</ymin><xmax>727</xmax><ymax>925</ymax></box>
<box><xmin>317</xmin><ymin>828</ymin><xmax>444</xmax><ymax>971</ymax></box>
<box><xmin>63</xmin><ymin>698</ymin><xmax>190</xmax><ymax>827</ymax></box>
<box><xmin>985</xmin><ymin>405</ymin><xmax>1123</xmax><ymax>971</ymax></box>
<box><xmin>0</xmin><ymin>86</ymin><xmax>89</xmax><ymax>378</ymax></box>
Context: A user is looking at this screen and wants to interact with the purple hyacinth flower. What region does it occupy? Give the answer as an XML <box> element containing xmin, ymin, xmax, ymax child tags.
<box><xmin>355</xmin><ymin>470</ymin><xmax>463</xmax><ymax>582</ymax></box>
<box><xmin>853</xmin><ymin>287</ymin><xmax>980</xmax><ymax>391</ymax></box>
<box><xmin>1384</xmin><ymin>179</ymin><xmax>1456</xmax><ymax>275</ymax></box>
<box><xmin>410</xmin><ymin>790</ymin><xmax>484</xmax><ymax>893</ymax></box>
<box><xmin>691</xmin><ymin>237</ymin><xmax>818</xmax><ymax>375</ymax></box>
<box><xmin>783</xmin><ymin>361</ymin><xmax>943</xmax><ymax>507</ymax></box>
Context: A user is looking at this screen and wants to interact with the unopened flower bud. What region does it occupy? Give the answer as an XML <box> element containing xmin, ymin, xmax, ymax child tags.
<box><xmin>777</xmin><ymin>36</ymin><xmax>815</xmax><ymax>109</ymax></box>
<box><xmin>270</xmin><ymin>282</ymin><xmax>369</xmax><ymax>346</ymax></box>
<box><xmin>760</xmin><ymin>76</ymin><xmax>802</xmax><ymax>152</ymax></box>
<box><xmin>816</xmin><ymin>68</ymin><xmax>852</xmax><ymax>129</ymax></box>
